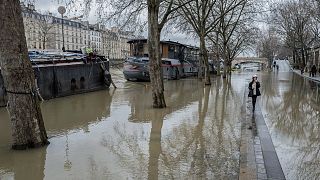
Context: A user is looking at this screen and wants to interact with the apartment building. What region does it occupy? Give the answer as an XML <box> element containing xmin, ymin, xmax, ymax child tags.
<box><xmin>21</xmin><ymin>3</ymin><xmax>136</xmax><ymax>60</ymax></box>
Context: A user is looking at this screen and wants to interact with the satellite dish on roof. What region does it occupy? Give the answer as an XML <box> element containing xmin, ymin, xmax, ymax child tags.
<box><xmin>58</xmin><ymin>6</ymin><xmax>66</xmax><ymax>15</ymax></box>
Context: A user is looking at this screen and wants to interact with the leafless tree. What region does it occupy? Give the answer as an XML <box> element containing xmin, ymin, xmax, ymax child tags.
<box><xmin>176</xmin><ymin>0</ymin><xmax>220</xmax><ymax>85</ymax></box>
<box><xmin>60</xmin><ymin>0</ymin><xmax>188</xmax><ymax>108</ymax></box>
<box><xmin>0</xmin><ymin>0</ymin><xmax>49</xmax><ymax>150</ymax></box>
<box><xmin>213</xmin><ymin>0</ymin><xmax>257</xmax><ymax>78</ymax></box>
<box><xmin>272</xmin><ymin>0</ymin><xmax>314</xmax><ymax>68</ymax></box>
<box><xmin>37</xmin><ymin>13</ymin><xmax>55</xmax><ymax>49</ymax></box>
<box><xmin>256</xmin><ymin>28</ymin><xmax>280</xmax><ymax>68</ymax></box>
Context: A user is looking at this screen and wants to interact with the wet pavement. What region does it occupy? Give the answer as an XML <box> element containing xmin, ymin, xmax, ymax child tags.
<box><xmin>0</xmin><ymin>62</ymin><xmax>319</xmax><ymax>179</ymax></box>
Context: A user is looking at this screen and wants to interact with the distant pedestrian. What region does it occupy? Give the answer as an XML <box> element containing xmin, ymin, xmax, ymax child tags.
<box><xmin>276</xmin><ymin>64</ymin><xmax>279</xmax><ymax>71</ymax></box>
<box><xmin>309</xmin><ymin>65</ymin><xmax>312</xmax><ymax>77</ymax></box>
<box><xmin>311</xmin><ymin>64</ymin><xmax>317</xmax><ymax>77</ymax></box>
<box><xmin>273</xmin><ymin>61</ymin><xmax>276</xmax><ymax>69</ymax></box>
<box><xmin>248</xmin><ymin>75</ymin><xmax>261</xmax><ymax>112</ymax></box>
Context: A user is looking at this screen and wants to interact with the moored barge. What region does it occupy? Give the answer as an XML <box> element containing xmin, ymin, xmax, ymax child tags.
<box><xmin>0</xmin><ymin>56</ymin><xmax>110</xmax><ymax>107</ymax></box>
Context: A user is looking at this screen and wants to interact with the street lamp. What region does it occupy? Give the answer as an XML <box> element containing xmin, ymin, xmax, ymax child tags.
<box><xmin>58</xmin><ymin>6</ymin><xmax>66</xmax><ymax>52</ymax></box>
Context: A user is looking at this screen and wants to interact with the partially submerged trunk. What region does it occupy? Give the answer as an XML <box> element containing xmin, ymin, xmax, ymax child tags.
<box><xmin>216</xmin><ymin>33</ymin><xmax>221</xmax><ymax>76</ymax></box>
<box><xmin>0</xmin><ymin>0</ymin><xmax>49</xmax><ymax>150</ymax></box>
<box><xmin>223</xmin><ymin>61</ymin><xmax>227</xmax><ymax>78</ymax></box>
<box><xmin>200</xmin><ymin>35</ymin><xmax>211</xmax><ymax>85</ymax></box>
<box><xmin>222</xmin><ymin>42</ymin><xmax>228</xmax><ymax>78</ymax></box>
<box><xmin>148</xmin><ymin>0</ymin><xmax>166</xmax><ymax>108</ymax></box>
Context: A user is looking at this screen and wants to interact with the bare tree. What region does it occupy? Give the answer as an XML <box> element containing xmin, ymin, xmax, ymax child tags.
<box><xmin>256</xmin><ymin>28</ymin><xmax>280</xmax><ymax>68</ymax></box>
<box><xmin>60</xmin><ymin>0</ymin><xmax>187</xmax><ymax>108</ymax></box>
<box><xmin>176</xmin><ymin>0</ymin><xmax>220</xmax><ymax>85</ymax></box>
<box><xmin>0</xmin><ymin>0</ymin><xmax>49</xmax><ymax>150</ymax></box>
<box><xmin>214</xmin><ymin>0</ymin><xmax>256</xmax><ymax>78</ymax></box>
<box><xmin>225</xmin><ymin>26</ymin><xmax>258</xmax><ymax>72</ymax></box>
<box><xmin>37</xmin><ymin>13</ymin><xmax>55</xmax><ymax>49</ymax></box>
<box><xmin>272</xmin><ymin>0</ymin><xmax>314</xmax><ymax>69</ymax></box>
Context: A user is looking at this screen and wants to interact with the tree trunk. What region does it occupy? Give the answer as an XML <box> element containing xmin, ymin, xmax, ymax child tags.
<box><xmin>148</xmin><ymin>0</ymin><xmax>166</xmax><ymax>108</ymax></box>
<box><xmin>0</xmin><ymin>0</ymin><xmax>49</xmax><ymax>150</ymax></box>
<box><xmin>200</xmin><ymin>35</ymin><xmax>211</xmax><ymax>85</ymax></box>
<box><xmin>216</xmin><ymin>32</ymin><xmax>221</xmax><ymax>76</ymax></box>
<box><xmin>228</xmin><ymin>62</ymin><xmax>232</xmax><ymax>76</ymax></box>
<box><xmin>43</xmin><ymin>39</ymin><xmax>46</xmax><ymax>50</ymax></box>
<box><xmin>222</xmin><ymin>42</ymin><xmax>227</xmax><ymax>78</ymax></box>
<box><xmin>301</xmin><ymin>48</ymin><xmax>306</xmax><ymax>68</ymax></box>
<box><xmin>292</xmin><ymin>49</ymin><xmax>296</xmax><ymax>64</ymax></box>
<box><xmin>198</xmin><ymin>55</ymin><xmax>204</xmax><ymax>80</ymax></box>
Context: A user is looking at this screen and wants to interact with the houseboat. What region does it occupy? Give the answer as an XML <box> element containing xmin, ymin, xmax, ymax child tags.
<box><xmin>124</xmin><ymin>39</ymin><xmax>200</xmax><ymax>81</ymax></box>
<box><xmin>123</xmin><ymin>57</ymin><xmax>195</xmax><ymax>81</ymax></box>
<box><xmin>0</xmin><ymin>52</ymin><xmax>111</xmax><ymax>107</ymax></box>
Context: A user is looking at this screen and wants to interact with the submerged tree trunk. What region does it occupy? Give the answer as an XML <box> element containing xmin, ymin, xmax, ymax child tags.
<box><xmin>0</xmin><ymin>0</ymin><xmax>49</xmax><ymax>150</ymax></box>
<box><xmin>222</xmin><ymin>43</ymin><xmax>228</xmax><ymax>78</ymax></box>
<box><xmin>216</xmin><ymin>32</ymin><xmax>221</xmax><ymax>76</ymax></box>
<box><xmin>200</xmin><ymin>35</ymin><xmax>211</xmax><ymax>85</ymax></box>
<box><xmin>148</xmin><ymin>0</ymin><xmax>166</xmax><ymax>108</ymax></box>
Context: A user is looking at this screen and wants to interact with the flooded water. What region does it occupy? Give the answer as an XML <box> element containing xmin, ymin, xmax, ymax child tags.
<box><xmin>0</xmin><ymin>70</ymin><xmax>245</xmax><ymax>180</ymax></box>
<box><xmin>259</xmin><ymin>60</ymin><xmax>320</xmax><ymax>180</ymax></box>
<box><xmin>0</xmin><ymin>62</ymin><xmax>319</xmax><ymax>180</ymax></box>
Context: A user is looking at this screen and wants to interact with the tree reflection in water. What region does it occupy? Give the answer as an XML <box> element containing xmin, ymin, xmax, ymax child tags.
<box><xmin>261</xmin><ymin>73</ymin><xmax>320</xmax><ymax>180</ymax></box>
<box><xmin>101</xmin><ymin>78</ymin><xmax>242</xmax><ymax>179</ymax></box>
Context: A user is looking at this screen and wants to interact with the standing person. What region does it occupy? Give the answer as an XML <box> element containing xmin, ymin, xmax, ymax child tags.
<box><xmin>311</xmin><ymin>64</ymin><xmax>317</xmax><ymax>77</ymax></box>
<box><xmin>248</xmin><ymin>75</ymin><xmax>261</xmax><ymax>112</ymax></box>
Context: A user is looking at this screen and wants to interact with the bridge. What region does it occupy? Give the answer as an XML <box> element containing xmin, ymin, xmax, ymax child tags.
<box><xmin>232</xmin><ymin>57</ymin><xmax>268</xmax><ymax>67</ymax></box>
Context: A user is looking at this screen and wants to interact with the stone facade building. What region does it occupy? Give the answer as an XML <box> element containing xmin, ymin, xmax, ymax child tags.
<box><xmin>21</xmin><ymin>3</ymin><xmax>136</xmax><ymax>60</ymax></box>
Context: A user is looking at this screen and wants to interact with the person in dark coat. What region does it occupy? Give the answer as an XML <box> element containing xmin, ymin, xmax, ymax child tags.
<box><xmin>311</xmin><ymin>64</ymin><xmax>317</xmax><ymax>77</ymax></box>
<box><xmin>248</xmin><ymin>75</ymin><xmax>261</xmax><ymax>112</ymax></box>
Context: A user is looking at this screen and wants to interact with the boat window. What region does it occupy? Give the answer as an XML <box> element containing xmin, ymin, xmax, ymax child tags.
<box><xmin>162</xmin><ymin>61</ymin><xmax>171</xmax><ymax>65</ymax></box>
<box><xmin>80</xmin><ymin>77</ymin><xmax>85</xmax><ymax>89</ymax></box>
<box><xmin>71</xmin><ymin>78</ymin><xmax>77</xmax><ymax>91</ymax></box>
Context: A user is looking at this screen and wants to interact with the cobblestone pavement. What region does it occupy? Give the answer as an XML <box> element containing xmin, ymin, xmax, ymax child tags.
<box><xmin>240</xmin><ymin>82</ymin><xmax>286</xmax><ymax>180</ymax></box>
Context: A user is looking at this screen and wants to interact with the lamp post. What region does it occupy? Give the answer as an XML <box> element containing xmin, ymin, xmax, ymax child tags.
<box><xmin>58</xmin><ymin>6</ymin><xmax>66</xmax><ymax>52</ymax></box>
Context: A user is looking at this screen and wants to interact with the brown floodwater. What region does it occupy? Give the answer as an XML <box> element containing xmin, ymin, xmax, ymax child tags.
<box><xmin>0</xmin><ymin>62</ymin><xmax>319</xmax><ymax>180</ymax></box>
<box><xmin>259</xmin><ymin>61</ymin><xmax>320</xmax><ymax>180</ymax></box>
<box><xmin>0</xmin><ymin>70</ymin><xmax>244</xmax><ymax>180</ymax></box>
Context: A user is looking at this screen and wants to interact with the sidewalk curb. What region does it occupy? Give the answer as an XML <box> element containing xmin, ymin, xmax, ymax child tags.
<box><xmin>292</xmin><ymin>70</ymin><xmax>320</xmax><ymax>83</ymax></box>
<box><xmin>239</xmin><ymin>82</ymin><xmax>286</xmax><ymax>180</ymax></box>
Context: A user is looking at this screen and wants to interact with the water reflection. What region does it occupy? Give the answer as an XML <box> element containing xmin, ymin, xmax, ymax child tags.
<box><xmin>0</xmin><ymin>74</ymin><xmax>244</xmax><ymax>179</ymax></box>
<box><xmin>0</xmin><ymin>90</ymin><xmax>114</xmax><ymax>180</ymax></box>
<box><xmin>42</xmin><ymin>90</ymin><xmax>114</xmax><ymax>134</ymax></box>
<box><xmin>102</xmin><ymin>78</ymin><xmax>242</xmax><ymax>179</ymax></box>
<box><xmin>0</xmin><ymin>144</ymin><xmax>47</xmax><ymax>180</ymax></box>
<box><xmin>261</xmin><ymin>72</ymin><xmax>320</xmax><ymax>180</ymax></box>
